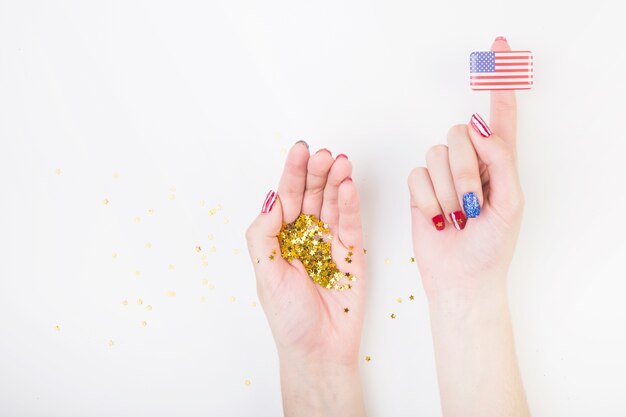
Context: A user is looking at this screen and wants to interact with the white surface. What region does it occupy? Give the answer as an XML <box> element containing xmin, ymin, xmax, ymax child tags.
<box><xmin>1</xmin><ymin>1</ymin><xmax>625</xmax><ymax>416</ymax></box>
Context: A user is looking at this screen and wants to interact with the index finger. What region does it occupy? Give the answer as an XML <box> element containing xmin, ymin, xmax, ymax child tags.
<box><xmin>490</xmin><ymin>36</ymin><xmax>518</xmax><ymax>148</ymax></box>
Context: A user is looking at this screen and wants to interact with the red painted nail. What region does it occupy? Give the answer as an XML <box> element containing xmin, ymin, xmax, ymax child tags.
<box><xmin>432</xmin><ymin>214</ymin><xmax>445</xmax><ymax>231</ymax></box>
<box><xmin>336</xmin><ymin>154</ymin><xmax>348</xmax><ymax>160</ymax></box>
<box><xmin>316</xmin><ymin>148</ymin><xmax>332</xmax><ymax>156</ymax></box>
<box><xmin>449</xmin><ymin>211</ymin><xmax>467</xmax><ymax>231</ymax></box>
<box><xmin>470</xmin><ymin>113</ymin><xmax>492</xmax><ymax>138</ymax></box>
<box><xmin>495</xmin><ymin>36</ymin><xmax>507</xmax><ymax>42</ymax></box>
<box><xmin>261</xmin><ymin>190</ymin><xmax>277</xmax><ymax>213</ymax></box>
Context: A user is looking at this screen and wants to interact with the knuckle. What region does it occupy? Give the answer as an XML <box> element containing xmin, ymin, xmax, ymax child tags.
<box><xmin>425</xmin><ymin>144</ymin><xmax>448</xmax><ymax>163</ymax></box>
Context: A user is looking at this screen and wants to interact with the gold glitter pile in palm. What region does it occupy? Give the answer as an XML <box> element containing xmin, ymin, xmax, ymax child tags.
<box><xmin>278</xmin><ymin>213</ymin><xmax>355</xmax><ymax>290</ymax></box>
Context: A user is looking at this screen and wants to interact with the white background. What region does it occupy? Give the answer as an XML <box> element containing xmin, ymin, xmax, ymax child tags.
<box><xmin>1</xmin><ymin>1</ymin><xmax>625</xmax><ymax>416</ymax></box>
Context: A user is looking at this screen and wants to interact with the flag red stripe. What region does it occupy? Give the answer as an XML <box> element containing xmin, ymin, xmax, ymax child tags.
<box><xmin>495</xmin><ymin>68</ymin><xmax>532</xmax><ymax>72</ymax></box>
<box><xmin>496</xmin><ymin>62</ymin><xmax>530</xmax><ymax>66</ymax></box>
<box><xmin>495</xmin><ymin>56</ymin><xmax>531</xmax><ymax>60</ymax></box>
<box><xmin>471</xmin><ymin>81</ymin><xmax>533</xmax><ymax>86</ymax></box>
<box><xmin>471</xmin><ymin>75</ymin><xmax>531</xmax><ymax>79</ymax></box>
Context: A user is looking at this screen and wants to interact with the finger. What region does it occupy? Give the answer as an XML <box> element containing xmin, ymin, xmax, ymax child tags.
<box><xmin>337</xmin><ymin>177</ymin><xmax>363</xmax><ymax>249</ymax></box>
<box><xmin>468</xmin><ymin>113</ymin><xmax>524</xmax><ymax>217</ymax></box>
<box><xmin>245</xmin><ymin>191</ymin><xmax>289</xmax><ymax>283</ymax></box>
<box><xmin>447</xmin><ymin>124</ymin><xmax>483</xmax><ymax>218</ymax></box>
<box><xmin>408</xmin><ymin>167</ymin><xmax>446</xmax><ymax>231</ymax></box>
<box><xmin>425</xmin><ymin>145</ymin><xmax>468</xmax><ymax>231</ymax></box>
<box><xmin>320</xmin><ymin>154</ymin><xmax>352</xmax><ymax>225</ymax></box>
<box><xmin>277</xmin><ymin>141</ymin><xmax>310</xmax><ymax>223</ymax></box>
<box><xmin>490</xmin><ymin>36</ymin><xmax>518</xmax><ymax>148</ymax></box>
<box><xmin>301</xmin><ymin>149</ymin><xmax>334</xmax><ymax>217</ymax></box>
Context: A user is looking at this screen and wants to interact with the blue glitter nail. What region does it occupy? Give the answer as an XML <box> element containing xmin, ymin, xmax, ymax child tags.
<box><xmin>463</xmin><ymin>192</ymin><xmax>481</xmax><ymax>218</ymax></box>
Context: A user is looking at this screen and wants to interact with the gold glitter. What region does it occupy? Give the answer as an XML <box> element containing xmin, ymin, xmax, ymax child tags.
<box><xmin>207</xmin><ymin>234</ymin><xmax>214</xmax><ymax>240</ymax></box>
<box><xmin>210</xmin><ymin>246</ymin><xmax>217</xmax><ymax>253</ymax></box>
<box><xmin>254</xmin><ymin>257</ymin><xmax>260</xmax><ymax>264</ymax></box>
<box><xmin>112</xmin><ymin>252</ymin><xmax>118</xmax><ymax>259</ymax></box>
<box><xmin>170</xmin><ymin>186</ymin><xmax>177</xmax><ymax>193</ymax></box>
<box><xmin>233</xmin><ymin>249</ymin><xmax>239</xmax><ymax>255</ymax></box>
<box><xmin>201</xmin><ymin>278</ymin><xmax>208</xmax><ymax>285</ymax></box>
<box><xmin>409</xmin><ymin>295</ymin><xmax>415</xmax><ymax>301</ymax></box>
<box><xmin>146</xmin><ymin>305</ymin><xmax>153</xmax><ymax>311</ymax></box>
<box><xmin>169</xmin><ymin>194</ymin><xmax>176</xmax><ymax>200</ymax></box>
<box><xmin>168</xmin><ymin>264</ymin><xmax>175</xmax><ymax>270</ymax></box>
<box><xmin>271</xmin><ymin>249</ymin><xmax>277</xmax><ymax>255</ymax></box>
<box><xmin>365</xmin><ymin>356</ymin><xmax>372</xmax><ymax>362</ymax></box>
<box><xmin>54</xmin><ymin>325</ymin><xmax>61</xmax><ymax>331</ymax></box>
<box><xmin>202</xmin><ymin>261</ymin><xmax>208</xmax><ymax>267</ymax></box>
<box><xmin>251</xmin><ymin>301</ymin><xmax>257</xmax><ymax>308</ymax></box>
<box><xmin>363</xmin><ymin>248</ymin><xmax>367</xmax><ymax>254</ymax></box>
<box><xmin>348</xmin><ymin>251</ymin><xmax>353</xmax><ymax>257</ymax></box>
<box><xmin>134</xmin><ymin>217</ymin><xmax>141</xmax><ymax>224</ymax></box>
<box><xmin>409</xmin><ymin>257</ymin><xmax>415</xmax><ymax>263</ymax></box>
<box><xmin>108</xmin><ymin>340</ymin><xmax>114</xmax><ymax>347</ymax></box>
<box><xmin>396</xmin><ymin>297</ymin><xmax>403</xmax><ymax>303</ymax></box>
<box><xmin>244</xmin><ymin>379</ymin><xmax>251</xmax><ymax>386</ymax></box>
<box><xmin>145</xmin><ymin>242</ymin><xmax>152</xmax><ymax>249</ymax></box>
<box><xmin>207</xmin><ymin>283</ymin><xmax>215</xmax><ymax>290</ymax></box>
<box><xmin>223</xmin><ymin>218</ymin><xmax>230</xmax><ymax>224</ymax></box>
<box><xmin>229</xmin><ymin>296</ymin><xmax>236</xmax><ymax>303</ymax></box>
<box><xmin>55</xmin><ymin>168</ymin><xmax>62</xmax><ymax>176</ymax></box>
<box><xmin>141</xmin><ymin>321</ymin><xmax>147</xmax><ymax>327</ymax></box>
<box><xmin>147</xmin><ymin>208</ymin><xmax>154</xmax><ymax>215</ymax></box>
<box><xmin>195</xmin><ymin>246</ymin><xmax>202</xmax><ymax>253</ymax></box>
<box><xmin>390</xmin><ymin>313</ymin><xmax>396</xmax><ymax>319</ymax></box>
<box><xmin>278</xmin><ymin>213</ymin><xmax>354</xmax><ymax>290</ymax></box>
<box><xmin>384</xmin><ymin>258</ymin><xmax>391</xmax><ymax>265</ymax></box>
<box><xmin>269</xmin><ymin>254</ymin><xmax>275</xmax><ymax>261</ymax></box>
<box><xmin>137</xmin><ymin>298</ymin><xmax>143</xmax><ymax>305</ymax></box>
<box><xmin>344</xmin><ymin>307</ymin><xmax>350</xmax><ymax>313</ymax></box>
<box><xmin>102</xmin><ymin>198</ymin><xmax>109</xmax><ymax>205</ymax></box>
<box><xmin>200</xmin><ymin>296</ymin><xmax>206</xmax><ymax>304</ymax></box>
<box><xmin>112</xmin><ymin>172</ymin><xmax>120</xmax><ymax>179</ymax></box>
<box><xmin>122</xmin><ymin>300</ymin><xmax>128</xmax><ymax>306</ymax></box>
<box><xmin>166</xmin><ymin>291</ymin><xmax>177</xmax><ymax>297</ymax></box>
<box><xmin>134</xmin><ymin>271</ymin><xmax>141</xmax><ymax>277</ymax></box>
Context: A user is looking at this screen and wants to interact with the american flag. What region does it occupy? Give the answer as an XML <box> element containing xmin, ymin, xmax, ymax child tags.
<box><xmin>470</xmin><ymin>51</ymin><xmax>533</xmax><ymax>90</ymax></box>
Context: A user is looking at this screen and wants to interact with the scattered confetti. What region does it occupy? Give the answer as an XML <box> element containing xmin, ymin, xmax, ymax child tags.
<box><xmin>396</xmin><ymin>297</ymin><xmax>403</xmax><ymax>303</ymax></box>
<box><xmin>122</xmin><ymin>300</ymin><xmax>128</xmax><ymax>306</ymax></box>
<box><xmin>166</xmin><ymin>291</ymin><xmax>177</xmax><ymax>297</ymax></box>
<box><xmin>250</xmin><ymin>301</ymin><xmax>257</xmax><ymax>308</ymax></box>
<box><xmin>145</xmin><ymin>242</ymin><xmax>152</xmax><ymax>249</ymax></box>
<box><xmin>207</xmin><ymin>234</ymin><xmax>214</xmax><ymax>240</ymax></box>
<box><xmin>112</xmin><ymin>172</ymin><xmax>120</xmax><ymax>179</ymax></box>
<box><xmin>202</xmin><ymin>261</ymin><xmax>209</xmax><ymax>267</ymax></box>
<box><xmin>278</xmin><ymin>213</ymin><xmax>355</xmax><ymax>290</ymax></box>
<box><xmin>229</xmin><ymin>296</ymin><xmax>236</xmax><ymax>303</ymax></box>
<box><xmin>390</xmin><ymin>313</ymin><xmax>396</xmax><ymax>319</ymax></box>
<box><xmin>344</xmin><ymin>307</ymin><xmax>350</xmax><ymax>313</ymax></box>
<box><xmin>223</xmin><ymin>218</ymin><xmax>230</xmax><ymax>225</ymax></box>
<box><xmin>195</xmin><ymin>246</ymin><xmax>202</xmax><ymax>253</ymax></box>
<box><xmin>409</xmin><ymin>295</ymin><xmax>415</xmax><ymax>301</ymax></box>
<box><xmin>365</xmin><ymin>356</ymin><xmax>372</xmax><ymax>362</ymax></box>
<box><xmin>141</xmin><ymin>321</ymin><xmax>148</xmax><ymax>327</ymax></box>
<box><xmin>200</xmin><ymin>296</ymin><xmax>206</xmax><ymax>304</ymax></box>
<box><xmin>210</xmin><ymin>246</ymin><xmax>217</xmax><ymax>253</ymax></box>
<box><xmin>102</xmin><ymin>198</ymin><xmax>109</xmax><ymax>205</ymax></box>
<box><xmin>137</xmin><ymin>298</ymin><xmax>143</xmax><ymax>305</ymax></box>
<box><xmin>108</xmin><ymin>340</ymin><xmax>114</xmax><ymax>347</ymax></box>
<box><xmin>363</xmin><ymin>248</ymin><xmax>367</xmax><ymax>254</ymax></box>
<box><xmin>201</xmin><ymin>278</ymin><xmax>208</xmax><ymax>285</ymax></box>
<box><xmin>233</xmin><ymin>249</ymin><xmax>239</xmax><ymax>255</ymax></box>
<box><xmin>409</xmin><ymin>257</ymin><xmax>415</xmax><ymax>263</ymax></box>
<box><xmin>134</xmin><ymin>217</ymin><xmax>141</xmax><ymax>224</ymax></box>
<box><xmin>169</xmin><ymin>194</ymin><xmax>176</xmax><ymax>200</ymax></box>
<box><xmin>55</xmin><ymin>168</ymin><xmax>62</xmax><ymax>176</ymax></box>
<box><xmin>268</xmin><ymin>254</ymin><xmax>275</xmax><ymax>261</ymax></box>
<box><xmin>112</xmin><ymin>252</ymin><xmax>118</xmax><ymax>259</ymax></box>
<box><xmin>146</xmin><ymin>305</ymin><xmax>153</xmax><ymax>311</ymax></box>
<box><xmin>244</xmin><ymin>379</ymin><xmax>251</xmax><ymax>386</ymax></box>
<box><xmin>168</xmin><ymin>264</ymin><xmax>175</xmax><ymax>270</ymax></box>
<box><xmin>134</xmin><ymin>270</ymin><xmax>141</xmax><ymax>277</ymax></box>
<box><xmin>254</xmin><ymin>258</ymin><xmax>260</xmax><ymax>264</ymax></box>
<box><xmin>147</xmin><ymin>208</ymin><xmax>154</xmax><ymax>215</ymax></box>
<box><xmin>207</xmin><ymin>283</ymin><xmax>215</xmax><ymax>290</ymax></box>
<box><xmin>54</xmin><ymin>325</ymin><xmax>61</xmax><ymax>331</ymax></box>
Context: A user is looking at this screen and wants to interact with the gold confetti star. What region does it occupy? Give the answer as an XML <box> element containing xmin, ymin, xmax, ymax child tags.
<box><xmin>251</xmin><ymin>301</ymin><xmax>257</xmax><ymax>308</ymax></box>
<box><xmin>201</xmin><ymin>278</ymin><xmax>208</xmax><ymax>285</ymax></box>
<box><xmin>390</xmin><ymin>313</ymin><xmax>396</xmax><ymax>319</ymax></box>
<box><xmin>134</xmin><ymin>217</ymin><xmax>141</xmax><ymax>224</ymax></box>
<box><xmin>168</xmin><ymin>264</ymin><xmax>175</xmax><ymax>270</ymax></box>
<box><xmin>108</xmin><ymin>340</ymin><xmax>114</xmax><ymax>347</ymax></box>
<box><xmin>55</xmin><ymin>168</ymin><xmax>62</xmax><ymax>176</ymax></box>
<box><xmin>146</xmin><ymin>305</ymin><xmax>152</xmax><ymax>311</ymax></box>
<box><xmin>233</xmin><ymin>249</ymin><xmax>239</xmax><ymax>255</ymax></box>
<box><xmin>145</xmin><ymin>242</ymin><xmax>152</xmax><ymax>249</ymax></box>
<box><xmin>363</xmin><ymin>248</ymin><xmax>367</xmax><ymax>254</ymax></box>
<box><xmin>344</xmin><ymin>307</ymin><xmax>350</xmax><ymax>313</ymax></box>
<box><xmin>207</xmin><ymin>283</ymin><xmax>215</xmax><ymax>290</ymax></box>
<box><xmin>223</xmin><ymin>218</ymin><xmax>230</xmax><ymax>224</ymax></box>
<box><xmin>199</xmin><ymin>296</ymin><xmax>206</xmax><ymax>304</ymax></box>
<box><xmin>122</xmin><ymin>300</ymin><xmax>128</xmax><ymax>306</ymax></box>
<box><xmin>112</xmin><ymin>172</ymin><xmax>120</xmax><ymax>179</ymax></box>
<box><xmin>254</xmin><ymin>257</ymin><xmax>260</xmax><ymax>264</ymax></box>
<box><xmin>54</xmin><ymin>325</ymin><xmax>61</xmax><ymax>331</ymax></box>
<box><xmin>384</xmin><ymin>258</ymin><xmax>391</xmax><ymax>265</ymax></box>
<box><xmin>112</xmin><ymin>252</ymin><xmax>118</xmax><ymax>259</ymax></box>
<box><xmin>409</xmin><ymin>257</ymin><xmax>415</xmax><ymax>263</ymax></box>
<box><xmin>278</xmin><ymin>214</ymin><xmax>354</xmax><ymax>291</ymax></box>
<box><xmin>195</xmin><ymin>246</ymin><xmax>202</xmax><ymax>253</ymax></box>
<box><xmin>229</xmin><ymin>296</ymin><xmax>236</xmax><ymax>303</ymax></box>
<box><xmin>396</xmin><ymin>297</ymin><xmax>403</xmax><ymax>303</ymax></box>
<box><xmin>141</xmin><ymin>321</ymin><xmax>147</xmax><ymax>327</ymax></box>
<box><xmin>147</xmin><ymin>208</ymin><xmax>154</xmax><ymax>215</ymax></box>
<box><xmin>169</xmin><ymin>194</ymin><xmax>176</xmax><ymax>201</ymax></box>
<box><xmin>244</xmin><ymin>379</ymin><xmax>251</xmax><ymax>386</ymax></box>
<box><xmin>210</xmin><ymin>245</ymin><xmax>217</xmax><ymax>253</ymax></box>
<box><xmin>409</xmin><ymin>295</ymin><xmax>415</xmax><ymax>301</ymax></box>
<box><xmin>202</xmin><ymin>261</ymin><xmax>208</xmax><ymax>267</ymax></box>
<box><xmin>269</xmin><ymin>254</ymin><xmax>275</xmax><ymax>261</ymax></box>
<box><xmin>436</xmin><ymin>221</ymin><xmax>444</xmax><ymax>228</ymax></box>
<box><xmin>166</xmin><ymin>291</ymin><xmax>177</xmax><ymax>297</ymax></box>
<box><xmin>207</xmin><ymin>234</ymin><xmax>214</xmax><ymax>240</ymax></box>
<box><xmin>102</xmin><ymin>198</ymin><xmax>109</xmax><ymax>205</ymax></box>
<box><xmin>134</xmin><ymin>270</ymin><xmax>141</xmax><ymax>277</ymax></box>
<box><xmin>137</xmin><ymin>298</ymin><xmax>143</xmax><ymax>305</ymax></box>
<box><xmin>365</xmin><ymin>356</ymin><xmax>372</xmax><ymax>362</ymax></box>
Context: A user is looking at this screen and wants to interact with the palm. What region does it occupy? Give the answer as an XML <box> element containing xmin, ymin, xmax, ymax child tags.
<box><xmin>247</xmin><ymin>143</ymin><xmax>365</xmax><ymax>364</ymax></box>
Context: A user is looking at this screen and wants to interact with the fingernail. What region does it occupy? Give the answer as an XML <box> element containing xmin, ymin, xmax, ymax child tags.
<box><xmin>295</xmin><ymin>140</ymin><xmax>309</xmax><ymax>149</ymax></box>
<box><xmin>336</xmin><ymin>153</ymin><xmax>348</xmax><ymax>159</ymax></box>
<box><xmin>261</xmin><ymin>190</ymin><xmax>277</xmax><ymax>213</ymax></box>
<box><xmin>495</xmin><ymin>36</ymin><xmax>507</xmax><ymax>42</ymax></box>
<box><xmin>470</xmin><ymin>113</ymin><xmax>492</xmax><ymax>138</ymax></box>
<box><xmin>316</xmin><ymin>148</ymin><xmax>332</xmax><ymax>156</ymax></box>
<box><xmin>463</xmin><ymin>192</ymin><xmax>481</xmax><ymax>218</ymax></box>
<box><xmin>432</xmin><ymin>214</ymin><xmax>445</xmax><ymax>231</ymax></box>
<box><xmin>449</xmin><ymin>211</ymin><xmax>467</xmax><ymax>231</ymax></box>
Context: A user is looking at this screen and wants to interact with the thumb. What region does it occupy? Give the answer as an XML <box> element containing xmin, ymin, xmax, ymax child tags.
<box><xmin>245</xmin><ymin>190</ymin><xmax>289</xmax><ymax>284</ymax></box>
<box><xmin>468</xmin><ymin>113</ymin><xmax>524</xmax><ymax>217</ymax></box>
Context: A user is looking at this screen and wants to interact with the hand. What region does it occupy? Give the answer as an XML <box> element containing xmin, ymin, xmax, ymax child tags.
<box><xmin>408</xmin><ymin>38</ymin><xmax>524</xmax><ymax>303</ymax></box>
<box><xmin>245</xmin><ymin>141</ymin><xmax>366</xmax><ymax>417</ymax></box>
